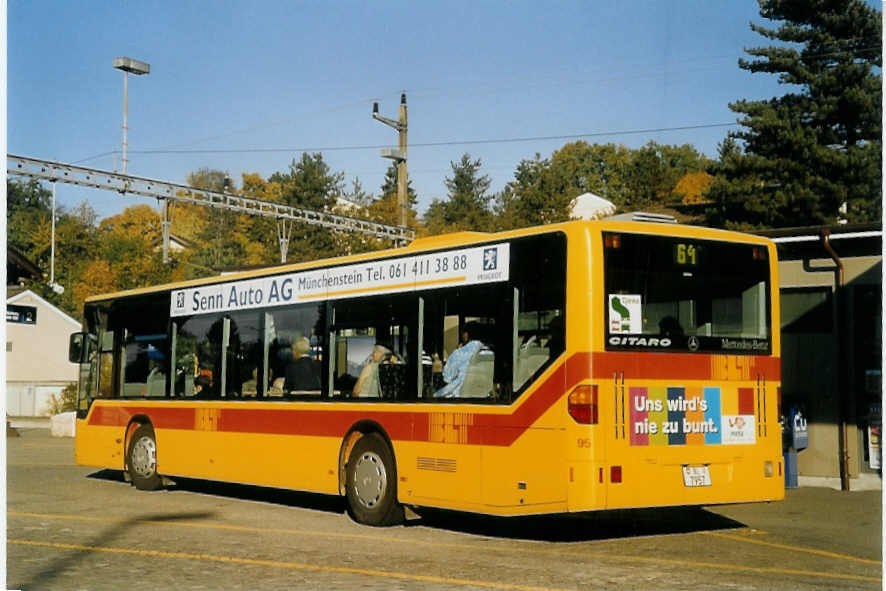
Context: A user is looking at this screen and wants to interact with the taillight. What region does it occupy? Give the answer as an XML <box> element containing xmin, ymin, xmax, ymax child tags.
<box><xmin>611</xmin><ymin>465</ymin><xmax>622</xmax><ymax>483</ymax></box>
<box><xmin>568</xmin><ymin>385</ymin><xmax>598</xmax><ymax>424</ymax></box>
<box><xmin>777</xmin><ymin>387</ymin><xmax>782</xmax><ymax>417</ymax></box>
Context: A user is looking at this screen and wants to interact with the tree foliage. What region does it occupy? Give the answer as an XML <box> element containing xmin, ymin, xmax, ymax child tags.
<box><xmin>493</xmin><ymin>141</ymin><xmax>710</xmax><ymax>230</ymax></box>
<box><xmin>379</xmin><ymin>163</ymin><xmax>417</xmax><ymax>205</ymax></box>
<box><xmin>268</xmin><ymin>153</ymin><xmax>346</xmax><ymax>262</ymax></box>
<box><xmin>705</xmin><ymin>0</ymin><xmax>882</xmax><ymax>228</ymax></box>
<box><xmin>674</xmin><ymin>171</ymin><xmax>714</xmax><ymax>204</ymax></box>
<box><xmin>424</xmin><ymin>154</ymin><xmax>493</xmax><ymax>234</ymax></box>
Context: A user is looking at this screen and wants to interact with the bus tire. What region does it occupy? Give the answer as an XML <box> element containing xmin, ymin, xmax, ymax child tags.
<box><xmin>345</xmin><ymin>433</ymin><xmax>404</xmax><ymax>526</ymax></box>
<box><xmin>126</xmin><ymin>424</ymin><xmax>162</xmax><ymax>491</ymax></box>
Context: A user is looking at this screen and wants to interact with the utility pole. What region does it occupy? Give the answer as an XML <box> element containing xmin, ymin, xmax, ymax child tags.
<box><xmin>373</xmin><ymin>93</ymin><xmax>408</xmax><ymax>228</ymax></box>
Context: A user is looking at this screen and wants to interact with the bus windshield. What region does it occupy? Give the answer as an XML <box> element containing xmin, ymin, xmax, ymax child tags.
<box><xmin>603</xmin><ymin>232</ymin><xmax>771</xmax><ymax>354</ymax></box>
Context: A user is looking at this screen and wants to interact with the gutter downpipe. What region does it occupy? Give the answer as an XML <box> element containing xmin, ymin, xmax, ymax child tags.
<box><xmin>820</xmin><ymin>229</ymin><xmax>850</xmax><ymax>491</ymax></box>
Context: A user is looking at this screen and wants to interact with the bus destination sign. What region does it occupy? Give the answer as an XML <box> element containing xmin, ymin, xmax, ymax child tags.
<box><xmin>171</xmin><ymin>243</ymin><xmax>510</xmax><ymax>317</ymax></box>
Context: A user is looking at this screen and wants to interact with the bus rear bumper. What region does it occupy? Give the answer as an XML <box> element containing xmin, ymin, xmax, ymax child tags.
<box><xmin>568</xmin><ymin>455</ymin><xmax>785</xmax><ymax>512</ymax></box>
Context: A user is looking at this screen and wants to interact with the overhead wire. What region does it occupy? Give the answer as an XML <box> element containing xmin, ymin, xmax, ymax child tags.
<box><xmin>125</xmin><ymin>123</ymin><xmax>739</xmax><ymax>157</ymax></box>
<box><xmin>71</xmin><ymin>40</ymin><xmax>878</xmax><ymax>167</ymax></box>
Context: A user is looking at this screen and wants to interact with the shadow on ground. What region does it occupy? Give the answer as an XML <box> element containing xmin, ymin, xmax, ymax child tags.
<box><xmin>88</xmin><ymin>469</ymin><xmax>744</xmax><ymax>541</ymax></box>
<box><xmin>409</xmin><ymin>506</ymin><xmax>746</xmax><ymax>542</ymax></box>
<box><xmin>17</xmin><ymin>510</ymin><xmax>215</xmax><ymax>590</ymax></box>
<box><xmin>87</xmin><ymin>469</ymin><xmax>347</xmax><ymax>516</ymax></box>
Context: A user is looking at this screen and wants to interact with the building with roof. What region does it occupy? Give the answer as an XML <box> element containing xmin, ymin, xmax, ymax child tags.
<box><xmin>6</xmin><ymin>289</ymin><xmax>81</xmax><ymax>417</ymax></box>
<box><xmin>758</xmin><ymin>223</ymin><xmax>882</xmax><ymax>489</ymax></box>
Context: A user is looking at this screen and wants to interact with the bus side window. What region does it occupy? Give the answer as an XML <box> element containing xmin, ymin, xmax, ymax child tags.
<box><xmin>173</xmin><ymin>329</ymin><xmax>198</xmax><ymax>398</ymax></box>
<box><xmin>122</xmin><ymin>331</ymin><xmax>168</xmax><ymax>398</ymax></box>
<box><xmin>222</xmin><ymin>312</ymin><xmax>263</xmax><ymax>399</ymax></box>
<box><xmin>422</xmin><ymin>285</ymin><xmax>508</xmax><ymax>401</ymax></box>
<box><xmin>514</xmin><ymin>309</ymin><xmax>563</xmax><ymax>393</ymax></box>
<box><xmin>508</xmin><ymin>233</ymin><xmax>567</xmax><ymax>399</ymax></box>
<box><xmin>331</xmin><ymin>294</ymin><xmax>417</xmax><ymax>401</ymax></box>
<box><xmin>174</xmin><ymin>315</ymin><xmax>223</xmax><ymax>399</ymax></box>
<box><xmin>265</xmin><ymin>303</ymin><xmax>324</xmax><ymax>399</ymax></box>
<box><xmin>95</xmin><ymin>330</ymin><xmax>115</xmax><ymax>399</ymax></box>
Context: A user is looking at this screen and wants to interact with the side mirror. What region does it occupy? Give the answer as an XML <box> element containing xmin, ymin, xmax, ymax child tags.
<box><xmin>69</xmin><ymin>333</ymin><xmax>95</xmax><ymax>363</ymax></box>
<box><xmin>69</xmin><ymin>333</ymin><xmax>85</xmax><ymax>363</ymax></box>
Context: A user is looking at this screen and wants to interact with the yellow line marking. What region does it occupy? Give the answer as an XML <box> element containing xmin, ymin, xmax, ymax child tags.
<box><xmin>9</xmin><ymin>511</ymin><xmax>401</xmax><ymax>544</ymax></box>
<box><xmin>571</xmin><ymin>551</ymin><xmax>881</xmax><ymax>583</ymax></box>
<box><xmin>702</xmin><ymin>530</ymin><xmax>882</xmax><ymax>566</ymax></box>
<box><xmin>298</xmin><ymin>275</ymin><xmax>465</xmax><ymax>300</ymax></box>
<box><xmin>7</xmin><ymin>464</ymin><xmax>80</xmax><ymax>467</ymax></box>
<box><xmin>8</xmin><ymin>538</ymin><xmax>570</xmax><ymax>591</ymax></box>
<box><xmin>9</xmin><ymin>512</ymin><xmax>880</xmax><ymax>583</ymax></box>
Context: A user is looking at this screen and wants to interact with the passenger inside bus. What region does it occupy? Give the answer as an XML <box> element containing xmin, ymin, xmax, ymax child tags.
<box><xmin>353</xmin><ymin>344</ymin><xmax>392</xmax><ymax>398</ymax></box>
<box><xmin>658</xmin><ymin>315</ymin><xmax>684</xmax><ymax>337</ymax></box>
<box><xmin>434</xmin><ymin>329</ymin><xmax>486</xmax><ymax>398</ymax></box>
<box><xmin>284</xmin><ymin>337</ymin><xmax>321</xmax><ymax>393</ymax></box>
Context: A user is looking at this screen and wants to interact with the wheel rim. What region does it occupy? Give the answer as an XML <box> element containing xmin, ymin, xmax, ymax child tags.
<box><xmin>130</xmin><ymin>435</ymin><xmax>157</xmax><ymax>478</ymax></box>
<box><xmin>353</xmin><ymin>451</ymin><xmax>386</xmax><ymax>509</ymax></box>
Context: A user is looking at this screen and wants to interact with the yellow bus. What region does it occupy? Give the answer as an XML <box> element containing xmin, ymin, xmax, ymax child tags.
<box><xmin>69</xmin><ymin>216</ymin><xmax>784</xmax><ymax>526</ymax></box>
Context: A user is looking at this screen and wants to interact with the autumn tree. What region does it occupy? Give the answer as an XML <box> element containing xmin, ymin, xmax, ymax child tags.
<box><xmin>497</xmin><ymin>143</ymin><xmax>631</xmax><ymax>229</ymax></box>
<box><xmin>7</xmin><ymin>179</ymin><xmax>52</xmax><ymax>255</ymax></box>
<box><xmin>494</xmin><ymin>141</ymin><xmax>708</xmax><ymax>230</ymax></box>
<box><xmin>7</xmin><ymin>179</ymin><xmax>105</xmax><ymax>315</ymax></box>
<box><xmin>96</xmin><ymin>205</ymin><xmax>168</xmax><ymax>291</ymax></box>
<box><xmin>181</xmin><ymin>168</ymin><xmax>258</xmax><ymax>272</ymax></box>
<box><xmin>239</xmin><ymin>172</ymin><xmax>287</xmax><ymax>265</ymax></box>
<box><xmin>674</xmin><ymin>171</ymin><xmax>714</xmax><ymax>204</ymax></box>
<box><xmin>706</xmin><ymin>0</ymin><xmax>882</xmax><ymax>228</ymax></box>
<box><xmin>624</xmin><ymin>143</ymin><xmax>710</xmax><ymax>208</ymax></box>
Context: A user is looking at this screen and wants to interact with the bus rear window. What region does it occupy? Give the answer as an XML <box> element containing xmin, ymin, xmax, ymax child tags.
<box><xmin>603</xmin><ymin>232</ymin><xmax>771</xmax><ymax>354</ymax></box>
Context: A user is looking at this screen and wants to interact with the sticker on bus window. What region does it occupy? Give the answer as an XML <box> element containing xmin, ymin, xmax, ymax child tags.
<box><xmin>722</xmin><ymin>415</ymin><xmax>756</xmax><ymax>444</ymax></box>
<box><xmin>608</xmin><ymin>295</ymin><xmax>642</xmax><ymax>334</ymax></box>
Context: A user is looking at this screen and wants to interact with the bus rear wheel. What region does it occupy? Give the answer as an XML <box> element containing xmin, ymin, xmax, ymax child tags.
<box><xmin>127</xmin><ymin>424</ymin><xmax>162</xmax><ymax>491</ymax></box>
<box><xmin>345</xmin><ymin>433</ymin><xmax>404</xmax><ymax>526</ymax></box>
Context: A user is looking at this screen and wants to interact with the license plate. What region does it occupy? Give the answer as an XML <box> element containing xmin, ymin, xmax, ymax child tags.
<box><xmin>682</xmin><ymin>465</ymin><xmax>711</xmax><ymax>487</ymax></box>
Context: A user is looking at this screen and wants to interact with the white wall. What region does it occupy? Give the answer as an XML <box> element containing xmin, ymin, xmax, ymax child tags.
<box><xmin>6</xmin><ymin>291</ymin><xmax>81</xmax><ymax>416</ymax></box>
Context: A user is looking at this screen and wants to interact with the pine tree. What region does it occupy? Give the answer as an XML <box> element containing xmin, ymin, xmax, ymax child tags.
<box><xmin>706</xmin><ymin>0</ymin><xmax>881</xmax><ymax>228</ymax></box>
<box><xmin>379</xmin><ymin>163</ymin><xmax>417</xmax><ymax>206</ymax></box>
<box><xmin>425</xmin><ymin>154</ymin><xmax>492</xmax><ymax>234</ymax></box>
<box><xmin>268</xmin><ymin>153</ymin><xmax>345</xmax><ymax>262</ymax></box>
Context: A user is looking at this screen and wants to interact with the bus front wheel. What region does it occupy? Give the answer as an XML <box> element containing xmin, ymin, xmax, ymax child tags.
<box><xmin>345</xmin><ymin>433</ymin><xmax>404</xmax><ymax>526</ymax></box>
<box><xmin>126</xmin><ymin>424</ymin><xmax>162</xmax><ymax>491</ymax></box>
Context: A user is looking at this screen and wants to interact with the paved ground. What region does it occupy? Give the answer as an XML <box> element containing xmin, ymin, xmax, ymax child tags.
<box><xmin>6</xmin><ymin>428</ymin><xmax>883</xmax><ymax>590</ymax></box>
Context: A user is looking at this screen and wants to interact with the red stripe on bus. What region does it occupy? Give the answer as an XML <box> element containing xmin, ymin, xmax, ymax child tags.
<box><xmin>468</xmin><ymin>352</ymin><xmax>589</xmax><ymax>445</ymax></box>
<box><xmin>218</xmin><ymin>408</ymin><xmax>417</xmax><ymax>441</ymax></box>
<box><xmin>85</xmin><ymin>353</ymin><xmax>590</xmax><ymax>447</ymax></box>
<box><xmin>591</xmin><ymin>352</ymin><xmax>781</xmax><ymax>381</ymax></box>
<box><xmin>738</xmin><ymin>388</ymin><xmax>755</xmax><ymax>415</ymax></box>
<box><xmin>88</xmin><ymin>404</ymin><xmax>197</xmax><ymax>430</ymax></box>
<box><xmin>85</xmin><ymin>351</ymin><xmax>777</xmax><ymax>447</ymax></box>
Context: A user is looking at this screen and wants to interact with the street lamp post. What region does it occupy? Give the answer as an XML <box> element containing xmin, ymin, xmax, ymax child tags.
<box><xmin>112</xmin><ymin>57</ymin><xmax>150</xmax><ymax>174</ymax></box>
<box><xmin>49</xmin><ymin>182</ymin><xmax>63</xmax><ymax>294</ymax></box>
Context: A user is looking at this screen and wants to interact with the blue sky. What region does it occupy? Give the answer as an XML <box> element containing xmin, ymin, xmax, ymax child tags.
<box><xmin>10</xmin><ymin>1</ymin><xmax>800</xmax><ymax>220</ymax></box>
